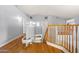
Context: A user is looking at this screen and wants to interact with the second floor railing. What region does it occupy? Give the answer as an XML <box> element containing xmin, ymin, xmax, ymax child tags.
<box><xmin>45</xmin><ymin>24</ymin><xmax>79</xmax><ymax>53</ymax></box>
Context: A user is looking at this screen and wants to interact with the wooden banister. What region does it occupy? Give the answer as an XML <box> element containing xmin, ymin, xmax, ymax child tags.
<box><xmin>47</xmin><ymin>24</ymin><xmax>79</xmax><ymax>53</ymax></box>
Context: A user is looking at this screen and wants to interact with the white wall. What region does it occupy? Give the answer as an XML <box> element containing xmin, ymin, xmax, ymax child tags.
<box><xmin>48</xmin><ymin>16</ymin><xmax>66</xmax><ymax>24</ymax></box>
<box><xmin>0</xmin><ymin>5</ymin><xmax>27</xmax><ymax>46</ymax></box>
<box><xmin>0</xmin><ymin>14</ymin><xmax>7</xmax><ymax>45</ymax></box>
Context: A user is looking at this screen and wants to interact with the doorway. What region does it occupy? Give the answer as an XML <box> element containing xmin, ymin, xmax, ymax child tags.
<box><xmin>25</xmin><ymin>21</ymin><xmax>43</xmax><ymax>43</ymax></box>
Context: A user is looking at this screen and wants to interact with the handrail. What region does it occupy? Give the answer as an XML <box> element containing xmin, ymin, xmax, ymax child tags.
<box><xmin>48</xmin><ymin>24</ymin><xmax>79</xmax><ymax>26</ymax></box>
<box><xmin>44</xmin><ymin>24</ymin><xmax>79</xmax><ymax>53</ymax></box>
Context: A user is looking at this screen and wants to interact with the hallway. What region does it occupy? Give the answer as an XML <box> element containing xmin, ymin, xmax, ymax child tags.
<box><xmin>0</xmin><ymin>34</ymin><xmax>63</xmax><ymax>53</ymax></box>
<box><xmin>18</xmin><ymin>43</ymin><xmax>63</xmax><ymax>53</ymax></box>
<box><xmin>0</xmin><ymin>5</ymin><xmax>79</xmax><ymax>53</ymax></box>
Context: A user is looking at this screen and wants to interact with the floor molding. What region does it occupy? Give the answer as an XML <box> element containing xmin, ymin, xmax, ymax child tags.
<box><xmin>0</xmin><ymin>34</ymin><xmax>70</xmax><ymax>53</ymax></box>
<box><xmin>0</xmin><ymin>33</ymin><xmax>24</xmax><ymax>47</ymax></box>
<box><xmin>46</xmin><ymin>41</ymin><xmax>70</xmax><ymax>53</ymax></box>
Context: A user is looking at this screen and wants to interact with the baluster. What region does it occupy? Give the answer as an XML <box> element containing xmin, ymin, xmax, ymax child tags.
<box><xmin>72</xmin><ymin>25</ymin><xmax>74</xmax><ymax>53</ymax></box>
<box><xmin>63</xmin><ymin>25</ymin><xmax>65</xmax><ymax>47</ymax></box>
<box><xmin>64</xmin><ymin>25</ymin><xmax>67</xmax><ymax>49</ymax></box>
<box><xmin>60</xmin><ymin>26</ymin><xmax>62</xmax><ymax>46</ymax></box>
<box><xmin>62</xmin><ymin>26</ymin><xmax>64</xmax><ymax>46</ymax></box>
<box><xmin>61</xmin><ymin>26</ymin><xmax>63</xmax><ymax>46</ymax></box>
<box><xmin>76</xmin><ymin>26</ymin><xmax>78</xmax><ymax>53</ymax></box>
<box><xmin>57</xmin><ymin>26</ymin><xmax>59</xmax><ymax>45</ymax></box>
<box><xmin>58</xmin><ymin>26</ymin><xmax>60</xmax><ymax>45</ymax></box>
<box><xmin>67</xmin><ymin>25</ymin><xmax>69</xmax><ymax>50</ymax></box>
<box><xmin>56</xmin><ymin>26</ymin><xmax>58</xmax><ymax>44</ymax></box>
<box><xmin>65</xmin><ymin>25</ymin><xmax>67</xmax><ymax>49</ymax></box>
<box><xmin>66</xmin><ymin>25</ymin><xmax>68</xmax><ymax>50</ymax></box>
<box><xmin>68</xmin><ymin>25</ymin><xmax>71</xmax><ymax>52</ymax></box>
<box><xmin>59</xmin><ymin>26</ymin><xmax>61</xmax><ymax>45</ymax></box>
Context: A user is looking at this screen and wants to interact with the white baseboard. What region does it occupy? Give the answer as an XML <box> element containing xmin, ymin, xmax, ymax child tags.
<box><xmin>0</xmin><ymin>34</ymin><xmax>70</xmax><ymax>53</ymax></box>
<box><xmin>46</xmin><ymin>41</ymin><xmax>70</xmax><ymax>53</ymax></box>
<box><xmin>0</xmin><ymin>33</ymin><xmax>24</xmax><ymax>47</ymax></box>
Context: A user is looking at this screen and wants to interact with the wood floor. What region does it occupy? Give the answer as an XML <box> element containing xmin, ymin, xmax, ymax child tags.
<box><xmin>0</xmin><ymin>34</ymin><xmax>64</xmax><ymax>53</ymax></box>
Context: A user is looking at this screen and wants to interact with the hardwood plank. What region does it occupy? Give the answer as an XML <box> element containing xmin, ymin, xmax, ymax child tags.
<box><xmin>0</xmin><ymin>34</ymin><xmax>63</xmax><ymax>53</ymax></box>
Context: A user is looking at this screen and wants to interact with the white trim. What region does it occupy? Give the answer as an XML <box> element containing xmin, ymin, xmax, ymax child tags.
<box><xmin>0</xmin><ymin>33</ymin><xmax>70</xmax><ymax>53</ymax></box>
<box><xmin>0</xmin><ymin>33</ymin><xmax>24</xmax><ymax>47</ymax></box>
<box><xmin>46</xmin><ymin>41</ymin><xmax>70</xmax><ymax>53</ymax></box>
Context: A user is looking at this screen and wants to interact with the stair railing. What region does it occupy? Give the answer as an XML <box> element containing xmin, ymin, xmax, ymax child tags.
<box><xmin>45</xmin><ymin>24</ymin><xmax>79</xmax><ymax>53</ymax></box>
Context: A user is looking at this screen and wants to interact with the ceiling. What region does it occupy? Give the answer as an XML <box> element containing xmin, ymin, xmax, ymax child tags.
<box><xmin>16</xmin><ymin>5</ymin><xmax>79</xmax><ymax>18</ymax></box>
